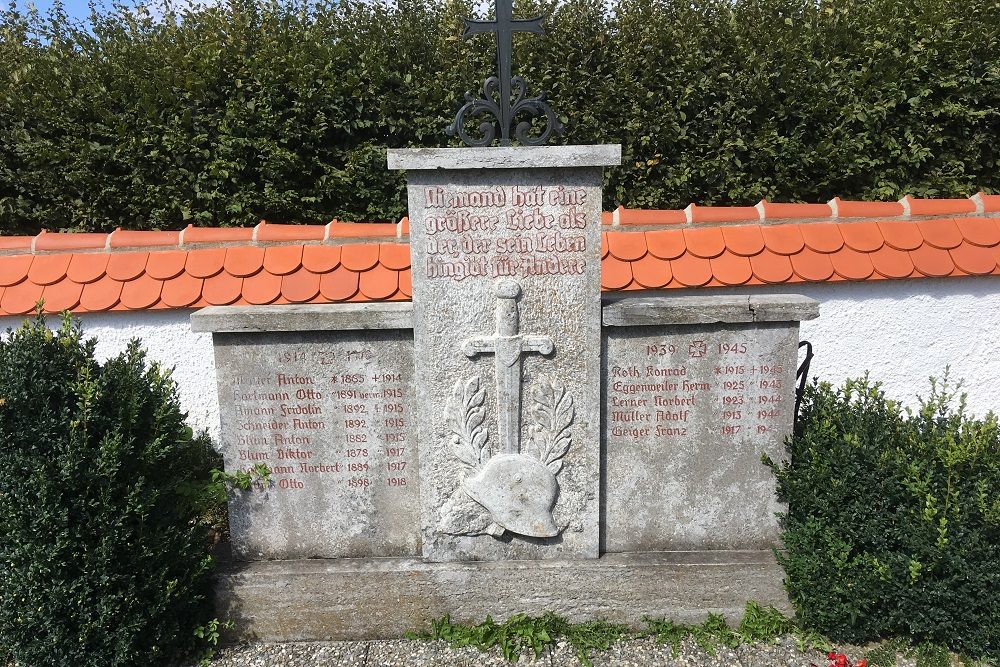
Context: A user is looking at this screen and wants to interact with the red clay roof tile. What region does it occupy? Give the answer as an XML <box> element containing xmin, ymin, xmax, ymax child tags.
<box><xmin>183</xmin><ymin>226</ymin><xmax>254</xmax><ymax>244</ymax></box>
<box><xmin>870</xmin><ymin>246</ymin><xmax>915</xmax><ymax>279</ymax></box>
<box><xmin>66</xmin><ymin>253</ymin><xmax>109</xmax><ymax>284</ymax></box>
<box><xmin>41</xmin><ymin>279</ymin><xmax>83</xmax><ymax>312</ymax></box>
<box><xmin>263</xmin><ymin>245</ymin><xmax>303</xmax><ymax>276</ymax></box>
<box><xmin>223</xmin><ymin>246</ymin><xmax>265</xmax><ymax>278</ymax></box>
<box><xmin>645</xmin><ymin>229</ymin><xmax>686</xmax><ymax>260</ymax></box>
<box><xmin>877</xmin><ymin>221</ymin><xmax>923</xmax><ymax>251</ymax></box>
<box><xmin>790</xmin><ymin>248</ymin><xmax>835</xmax><ymax>281</ymax></box>
<box><xmin>281</xmin><ymin>270</ymin><xmax>321</xmax><ymax>303</ymax></box>
<box><xmin>833</xmin><ymin>198</ymin><xmax>905</xmax><ymax>218</ymax></box>
<box><xmin>979</xmin><ymin>193</ymin><xmax>1000</xmax><ymax>213</ymax></box>
<box><xmin>359</xmin><ymin>264</ymin><xmax>399</xmax><ymax>300</ymax></box>
<box><xmin>760</xmin><ymin>201</ymin><xmax>832</xmax><ymax>219</ymax></box>
<box><xmin>749</xmin><ymin>250</ymin><xmax>793</xmax><ymax>283</ymax></box>
<box><xmin>120</xmin><ymin>274</ymin><xmax>163</xmax><ymax>310</ymax></box>
<box><xmin>682</xmin><ymin>227</ymin><xmax>725</xmax><ymax>259</ymax></box>
<box><xmin>600</xmin><ymin>233</ymin><xmax>609</xmax><ymax>259</ymax></box>
<box><xmin>904</xmin><ymin>196</ymin><xmax>976</xmax><ymax>216</ymax></box>
<box><xmin>398</xmin><ymin>269</ymin><xmax>412</xmax><ymax>297</ymax></box>
<box><xmin>160</xmin><ymin>273</ymin><xmax>203</xmax><ymax>308</ymax></box>
<box><xmin>106</xmin><ymin>253</ymin><xmax>148</xmax><ymax>282</ymax></box>
<box><xmin>3</xmin><ymin>280</ymin><xmax>44</xmax><ymax>314</ymax></box>
<box><xmin>340</xmin><ymin>244</ymin><xmax>380</xmax><ymax>272</ymax></box>
<box><xmin>302</xmin><ymin>245</ymin><xmax>342</xmax><ymax>273</ymax></box>
<box><xmin>954</xmin><ymin>217</ymin><xmax>1000</xmax><ymax>247</ymax></box>
<box><xmin>761</xmin><ymin>224</ymin><xmax>805</xmax><ymax>255</ymax></box>
<box><xmin>0</xmin><ymin>236</ymin><xmax>33</xmax><ymax>251</ymax></box>
<box><xmin>600</xmin><ymin>256</ymin><xmax>633</xmax><ymax>290</ymax></box>
<box><xmin>710</xmin><ymin>251</ymin><xmax>753</xmax><ymax>285</ymax></box>
<box><xmin>35</xmin><ymin>231</ymin><xmax>107</xmax><ymax>251</ymax></box>
<box><xmin>949</xmin><ymin>242</ymin><xmax>998</xmax><ymax>275</ymax></box>
<box><xmin>830</xmin><ymin>248</ymin><xmax>874</xmax><ymax>280</ymax></box>
<box><xmin>618</xmin><ymin>208</ymin><xmax>685</xmax><ymax>225</ymax></box>
<box><xmin>329</xmin><ymin>222</ymin><xmax>397</xmax><ymax>238</ymax></box>
<box><xmin>909</xmin><ymin>244</ymin><xmax>955</xmax><ymax>277</ymax></box>
<box><xmin>721</xmin><ymin>225</ymin><xmax>765</xmax><ymax>256</ymax></box>
<box><xmin>110</xmin><ymin>230</ymin><xmax>180</xmax><ymax>249</ymax></box>
<box><xmin>242</xmin><ymin>270</ymin><xmax>282</xmax><ymax>305</ymax></box>
<box><xmin>185</xmin><ymin>248</ymin><xmax>226</xmax><ymax>278</ymax></box>
<box><xmin>630</xmin><ymin>256</ymin><xmax>671</xmax><ymax>288</ymax></box>
<box><xmin>202</xmin><ymin>272</ymin><xmax>243</xmax><ymax>305</ymax></box>
<box><xmin>256</xmin><ymin>222</ymin><xmax>326</xmax><ymax>242</ymax></box>
<box><xmin>670</xmin><ymin>252</ymin><xmax>713</xmax><ymax>287</ymax></box>
<box><xmin>145</xmin><ymin>251</ymin><xmax>188</xmax><ymax>280</ymax></box>
<box><xmin>601</xmin><ymin>211</ymin><xmax>613</xmax><ymax>225</ymax></box>
<box><xmin>799</xmin><ymin>223</ymin><xmax>844</xmax><ymax>253</ymax></box>
<box><xmin>688</xmin><ymin>204</ymin><xmax>759</xmax><ymax>224</ymax></box>
<box><xmin>606</xmin><ymin>232</ymin><xmax>647</xmax><ymax>261</ymax></box>
<box><xmin>838</xmin><ymin>222</ymin><xmax>884</xmax><ymax>253</ymax></box>
<box><xmin>319</xmin><ymin>266</ymin><xmax>360</xmax><ymax>301</ymax></box>
<box><xmin>0</xmin><ymin>255</ymin><xmax>32</xmax><ymax>287</ymax></box>
<box><xmin>80</xmin><ymin>278</ymin><xmax>123</xmax><ymax>311</ymax></box>
<box><xmin>916</xmin><ymin>219</ymin><xmax>963</xmax><ymax>250</ymax></box>
<box><xmin>27</xmin><ymin>254</ymin><xmax>71</xmax><ymax>286</ymax></box>
<box><xmin>379</xmin><ymin>244</ymin><xmax>411</xmax><ymax>271</ymax></box>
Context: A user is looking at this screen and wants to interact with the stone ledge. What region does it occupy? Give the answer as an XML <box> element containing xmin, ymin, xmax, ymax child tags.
<box><xmin>387</xmin><ymin>145</ymin><xmax>622</xmax><ymax>171</ymax></box>
<box><xmin>602</xmin><ymin>295</ymin><xmax>819</xmax><ymax>327</ymax></box>
<box><xmin>215</xmin><ymin>551</ymin><xmax>789</xmax><ymax>641</ymax></box>
<box><xmin>190</xmin><ymin>302</ymin><xmax>414</xmax><ymax>333</ymax></box>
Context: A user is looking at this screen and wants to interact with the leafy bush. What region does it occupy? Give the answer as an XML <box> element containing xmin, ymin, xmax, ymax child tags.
<box><xmin>769</xmin><ymin>375</ymin><xmax>1000</xmax><ymax>659</ymax></box>
<box><xmin>0</xmin><ymin>0</ymin><xmax>997</xmax><ymax>232</ymax></box>
<box><xmin>0</xmin><ymin>313</ymin><xmax>217</xmax><ymax>667</ymax></box>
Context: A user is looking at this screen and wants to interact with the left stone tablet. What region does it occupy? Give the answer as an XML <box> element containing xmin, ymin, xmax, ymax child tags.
<box><xmin>191</xmin><ymin>303</ymin><xmax>420</xmax><ymax>561</ymax></box>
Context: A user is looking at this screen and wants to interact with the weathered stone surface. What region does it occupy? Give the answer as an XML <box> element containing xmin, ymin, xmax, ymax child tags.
<box><xmin>392</xmin><ymin>146</ymin><xmax>620</xmax><ymax>561</ymax></box>
<box><xmin>192</xmin><ymin>303</ymin><xmax>413</xmax><ymax>333</ymax></box>
<box><xmin>601</xmin><ymin>295</ymin><xmax>814</xmax><ymax>552</ymax></box>
<box><xmin>211</xmin><ymin>326</ymin><xmax>419</xmax><ymax>560</ymax></box>
<box><xmin>602</xmin><ymin>295</ymin><xmax>819</xmax><ymax>327</ymax></box>
<box><xmin>388</xmin><ymin>145</ymin><xmax>622</xmax><ymax>171</ymax></box>
<box><xmin>215</xmin><ymin>551</ymin><xmax>789</xmax><ymax>641</ymax></box>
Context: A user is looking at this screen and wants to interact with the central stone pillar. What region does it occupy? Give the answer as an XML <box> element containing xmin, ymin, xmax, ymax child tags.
<box><xmin>389</xmin><ymin>146</ymin><xmax>620</xmax><ymax>561</ymax></box>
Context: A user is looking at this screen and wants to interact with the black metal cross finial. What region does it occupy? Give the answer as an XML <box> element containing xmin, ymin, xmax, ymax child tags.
<box><xmin>447</xmin><ymin>0</ymin><xmax>563</xmax><ymax>147</ymax></box>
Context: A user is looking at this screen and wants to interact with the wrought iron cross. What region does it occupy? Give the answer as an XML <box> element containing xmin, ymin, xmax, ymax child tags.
<box><xmin>447</xmin><ymin>0</ymin><xmax>563</xmax><ymax>147</ymax></box>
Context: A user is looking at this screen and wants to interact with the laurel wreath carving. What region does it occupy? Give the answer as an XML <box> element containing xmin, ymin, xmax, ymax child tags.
<box><xmin>446</xmin><ymin>376</ymin><xmax>490</xmax><ymax>469</ymax></box>
<box><xmin>525</xmin><ymin>377</ymin><xmax>574</xmax><ymax>474</ymax></box>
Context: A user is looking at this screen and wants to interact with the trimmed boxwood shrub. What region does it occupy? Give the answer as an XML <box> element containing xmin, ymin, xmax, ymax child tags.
<box><xmin>769</xmin><ymin>376</ymin><xmax>1000</xmax><ymax>659</ymax></box>
<box><xmin>0</xmin><ymin>313</ymin><xmax>216</xmax><ymax>667</ymax></box>
<box><xmin>0</xmin><ymin>0</ymin><xmax>997</xmax><ymax>232</ymax></box>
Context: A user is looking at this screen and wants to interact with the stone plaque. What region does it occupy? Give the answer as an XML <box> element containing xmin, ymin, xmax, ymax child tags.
<box><xmin>602</xmin><ymin>296</ymin><xmax>817</xmax><ymax>552</ymax></box>
<box><xmin>212</xmin><ymin>329</ymin><xmax>419</xmax><ymax>560</ymax></box>
<box><xmin>389</xmin><ymin>146</ymin><xmax>621</xmax><ymax>561</ymax></box>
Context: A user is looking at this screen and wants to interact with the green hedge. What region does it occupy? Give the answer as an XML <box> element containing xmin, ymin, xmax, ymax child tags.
<box><xmin>0</xmin><ymin>314</ymin><xmax>216</xmax><ymax>667</ymax></box>
<box><xmin>0</xmin><ymin>0</ymin><xmax>997</xmax><ymax>233</ymax></box>
<box><xmin>769</xmin><ymin>376</ymin><xmax>1000</xmax><ymax>659</ymax></box>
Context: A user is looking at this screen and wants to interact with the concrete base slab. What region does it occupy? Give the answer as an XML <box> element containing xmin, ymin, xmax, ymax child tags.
<box><xmin>215</xmin><ymin>551</ymin><xmax>789</xmax><ymax>641</ymax></box>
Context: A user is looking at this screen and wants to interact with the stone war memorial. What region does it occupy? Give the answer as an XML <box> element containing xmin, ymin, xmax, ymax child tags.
<box><xmin>190</xmin><ymin>0</ymin><xmax>818</xmax><ymax>640</ymax></box>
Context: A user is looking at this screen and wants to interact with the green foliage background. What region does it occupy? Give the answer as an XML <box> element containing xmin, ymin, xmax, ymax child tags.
<box><xmin>0</xmin><ymin>0</ymin><xmax>997</xmax><ymax>233</ymax></box>
<box><xmin>0</xmin><ymin>314</ymin><xmax>217</xmax><ymax>667</ymax></box>
<box><xmin>769</xmin><ymin>376</ymin><xmax>1000</xmax><ymax>659</ymax></box>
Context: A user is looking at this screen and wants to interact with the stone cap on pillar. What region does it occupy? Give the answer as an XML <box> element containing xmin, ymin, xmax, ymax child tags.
<box><xmin>387</xmin><ymin>145</ymin><xmax>622</xmax><ymax>171</ymax></box>
<box><xmin>191</xmin><ymin>302</ymin><xmax>414</xmax><ymax>333</ymax></box>
<box><xmin>602</xmin><ymin>294</ymin><xmax>819</xmax><ymax>327</ymax></box>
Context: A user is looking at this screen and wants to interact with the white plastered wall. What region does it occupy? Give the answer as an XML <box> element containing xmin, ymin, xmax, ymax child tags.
<box><xmin>0</xmin><ymin>310</ymin><xmax>221</xmax><ymax>440</ymax></box>
<box><xmin>1</xmin><ymin>276</ymin><xmax>997</xmax><ymax>443</ymax></box>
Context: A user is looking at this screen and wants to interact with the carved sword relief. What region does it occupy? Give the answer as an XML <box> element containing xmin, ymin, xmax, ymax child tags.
<box><xmin>438</xmin><ymin>279</ymin><xmax>575</xmax><ymax>539</ymax></box>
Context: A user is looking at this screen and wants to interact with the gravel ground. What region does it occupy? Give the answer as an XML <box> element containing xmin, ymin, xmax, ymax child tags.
<box><xmin>189</xmin><ymin>636</ymin><xmax>899</xmax><ymax>667</ymax></box>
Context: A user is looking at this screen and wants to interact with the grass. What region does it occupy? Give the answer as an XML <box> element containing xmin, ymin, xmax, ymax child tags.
<box><xmin>408</xmin><ymin>600</ymin><xmax>830</xmax><ymax>666</ymax></box>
